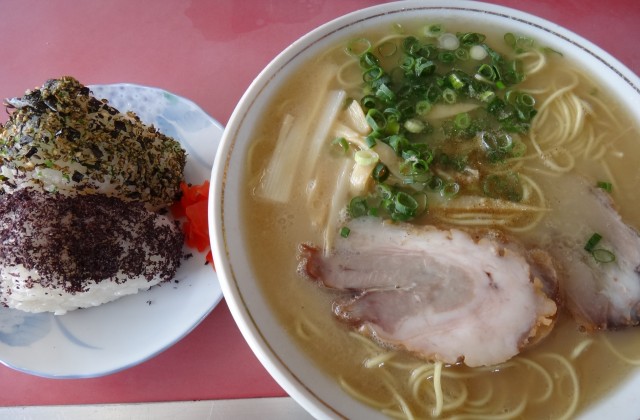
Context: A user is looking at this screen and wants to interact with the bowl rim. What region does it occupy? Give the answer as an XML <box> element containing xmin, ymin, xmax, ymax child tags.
<box><xmin>210</xmin><ymin>1</ymin><xmax>640</xmax><ymax>418</ymax></box>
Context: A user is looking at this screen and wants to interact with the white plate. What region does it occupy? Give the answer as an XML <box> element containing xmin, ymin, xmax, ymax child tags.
<box><xmin>0</xmin><ymin>84</ymin><xmax>223</xmax><ymax>378</ymax></box>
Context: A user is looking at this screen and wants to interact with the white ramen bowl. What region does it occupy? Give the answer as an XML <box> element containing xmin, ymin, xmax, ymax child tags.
<box><xmin>210</xmin><ymin>1</ymin><xmax>640</xmax><ymax>418</ymax></box>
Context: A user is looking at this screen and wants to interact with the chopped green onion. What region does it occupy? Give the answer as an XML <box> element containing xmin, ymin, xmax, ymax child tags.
<box><xmin>383</xmin><ymin>106</ymin><xmax>402</xmax><ymax>121</ymax></box>
<box><xmin>597</xmin><ymin>181</ymin><xmax>613</xmax><ymax>192</ymax></box>
<box><xmin>516</xmin><ymin>36</ymin><xmax>534</xmax><ymax>49</ymax></box>
<box><xmin>441</xmin><ymin>182</ymin><xmax>460</xmax><ymax>198</ymax></box>
<box><xmin>584</xmin><ymin>233</ymin><xmax>615</xmax><ymax>263</ymax></box>
<box><xmin>481</xmin><ymin>131</ymin><xmax>514</xmax><ymax>161</ymax></box>
<box><xmin>339</xmin><ymin>227</ymin><xmax>351</xmax><ymax>238</ymax></box>
<box><xmin>404</xmin><ymin>118</ymin><xmax>425</xmax><ymax>133</ymax></box>
<box><xmin>510</xmin><ymin>139</ymin><xmax>527</xmax><ymax>157</ymax></box>
<box><xmin>403</xmin><ymin>36</ymin><xmax>422</xmax><ymax>55</ymax></box>
<box><xmin>365</xmin><ymin>135</ymin><xmax>377</xmax><ymax>148</ymax></box>
<box><xmin>584</xmin><ymin>233</ymin><xmax>603</xmax><ymax>253</ymax></box>
<box><xmin>385</xmin><ymin>119</ymin><xmax>400</xmax><ymax>135</ymax></box>
<box><xmin>427</xmin><ymin>175</ymin><xmax>444</xmax><ymax>191</ymax></box>
<box><xmin>424</xmin><ymin>24</ymin><xmax>443</xmax><ymax>37</ymax></box>
<box><xmin>375</xmin><ymin>83</ymin><xmax>396</xmax><ymax>102</ymax></box>
<box><xmin>348</xmin><ymin>196</ymin><xmax>369</xmax><ymax>218</ymax></box>
<box><xmin>415</xmin><ymin>100</ymin><xmax>432</xmax><ymax>116</ymax></box>
<box><xmin>479</xmin><ymin>90</ymin><xmax>496</xmax><ymax>102</ymax></box>
<box><xmin>591</xmin><ymin>248</ymin><xmax>616</xmax><ymax>263</ymax></box>
<box><xmin>469</xmin><ymin>45</ymin><xmax>488</xmax><ymax>60</ymax></box>
<box><xmin>413</xmin><ymin>191</ymin><xmax>428</xmax><ymax>216</ymax></box>
<box><xmin>516</xmin><ymin>93</ymin><xmax>536</xmax><ymax>108</ymax></box>
<box><xmin>366</xmin><ymin>109</ymin><xmax>386</xmax><ymax>131</ymax></box>
<box><xmin>359</xmin><ymin>51</ymin><xmax>380</xmax><ymax>69</ymax></box>
<box><xmin>399</xmin><ymin>56</ymin><xmax>416</xmax><ymax>74</ymax></box>
<box><xmin>442</xmin><ymin>88</ymin><xmax>457</xmax><ymax>104</ymax></box>
<box><xmin>332</xmin><ymin>137</ymin><xmax>349</xmax><ymax>153</ymax></box>
<box><xmin>454</xmin><ymin>112</ymin><xmax>471</xmax><ymax>129</ymax></box>
<box><xmin>376</xmin><ymin>183</ymin><xmax>394</xmax><ymax>199</ymax></box>
<box><xmin>346</xmin><ymin>23</ymin><xmax>537</xmax><ymax>224</ymax></box>
<box><xmin>448</xmin><ymin>73</ymin><xmax>465</xmax><ymax>89</ymax></box>
<box><xmin>346</xmin><ymin>38</ymin><xmax>372</xmax><ymax>57</ymax></box>
<box><xmin>477</xmin><ymin>64</ymin><xmax>496</xmax><ymax>80</ymax></box>
<box><xmin>504</xmin><ymin>33</ymin><xmax>517</xmax><ymax>48</ymax></box>
<box><xmin>388</xmin><ymin>134</ymin><xmax>409</xmax><ymax>154</ymax></box>
<box><xmin>414</xmin><ymin>58</ymin><xmax>436</xmax><ymax>77</ymax></box>
<box><xmin>363</xmin><ymin>67</ymin><xmax>384</xmax><ymax>84</ymax></box>
<box><xmin>438</xmin><ymin>51</ymin><xmax>456</xmax><ymax>63</ymax></box>
<box><xmin>361</xmin><ymin>95</ymin><xmax>377</xmax><ymax>110</ymax></box>
<box><xmin>393</xmin><ymin>191</ymin><xmax>419</xmax><ymax>215</ymax></box>
<box><xmin>424</xmin><ymin>88</ymin><xmax>441</xmax><ymax>105</ymax></box>
<box><xmin>372</xmin><ymin>162</ymin><xmax>390</xmax><ymax>182</ymax></box>
<box><xmin>354</xmin><ymin>149</ymin><xmax>379</xmax><ymax>166</ymax></box>
<box><xmin>455</xmin><ymin>48</ymin><xmax>469</xmax><ymax>61</ymax></box>
<box><xmin>438</xmin><ymin>33</ymin><xmax>460</xmax><ymax>50</ymax></box>
<box><xmin>459</xmin><ymin>32</ymin><xmax>486</xmax><ymax>46</ymax></box>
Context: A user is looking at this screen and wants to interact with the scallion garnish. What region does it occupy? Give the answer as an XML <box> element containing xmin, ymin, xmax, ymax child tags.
<box><xmin>448</xmin><ymin>72</ymin><xmax>465</xmax><ymax>89</ymax></box>
<box><xmin>366</xmin><ymin>109</ymin><xmax>386</xmax><ymax>131</ymax></box>
<box><xmin>597</xmin><ymin>181</ymin><xmax>613</xmax><ymax>192</ymax></box>
<box><xmin>414</xmin><ymin>58</ymin><xmax>436</xmax><ymax>77</ymax></box>
<box><xmin>372</xmin><ymin>162</ymin><xmax>390</xmax><ymax>182</ymax></box>
<box><xmin>504</xmin><ymin>32</ymin><xmax>517</xmax><ymax>48</ymax></box>
<box><xmin>375</xmin><ymin>83</ymin><xmax>396</xmax><ymax>102</ymax></box>
<box><xmin>584</xmin><ymin>233</ymin><xmax>602</xmax><ymax>252</ymax></box>
<box><xmin>424</xmin><ymin>24</ymin><xmax>443</xmax><ymax>38</ymax></box>
<box><xmin>365</xmin><ymin>135</ymin><xmax>377</xmax><ymax>148</ymax></box>
<box><xmin>476</xmin><ymin>63</ymin><xmax>497</xmax><ymax>82</ymax></box>
<box><xmin>354</xmin><ymin>149</ymin><xmax>379</xmax><ymax>166</ymax></box>
<box><xmin>404</xmin><ymin>118</ymin><xmax>425</xmax><ymax>133</ymax></box>
<box><xmin>454</xmin><ymin>112</ymin><xmax>471</xmax><ymax>129</ymax></box>
<box><xmin>346</xmin><ymin>38</ymin><xmax>372</xmax><ymax>57</ymax></box>
<box><xmin>455</xmin><ymin>48</ymin><xmax>469</xmax><ymax>61</ymax></box>
<box><xmin>441</xmin><ymin>182</ymin><xmax>460</xmax><ymax>198</ymax></box>
<box><xmin>591</xmin><ymin>248</ymin><xmax>615</xmax><ymax>263</ymax></box>
<box><xmin>459</xmin><ymin>32</ymin><xmax>486</xmax><ymax>46</ymax></box>
<box><xmin>442</xmin><ymin>88</ymin><xmax>457</xmax><ymax>104</ymax></box>
<box><xmin>348</xmin><ymin>196</ymin><xmax>369</xmax><ymax>218</ymax></box>
<box><xmin>415</xmin><ymin>100</ymin><xmax>432</xmax><ymax>116</ymax></box>
<box><xmin>469</xmin><ymin>45</ymin><xmax>488</xmax><ymax>60</ymax></box>
<box><xmin>332</xmin><ymin>137</ymin><xmax>349</xmax><ymax>153</ymax></box>
<box><xmin>345</xmin><ymin>24</ymin><xmax>538</xmax><ymax>223</ymax></box>
<box><xmin>340</xmin><ymin>227</ymin><xmax>351</xmax><ymax>238</ymax></box>
<box><xmin>394</xmin><ymin>191</ymin><xmax>418</xmax><ymax>215</ymax></box>
<box><xmin>584</xmin><ymin>233</ymin><xmax>616</xmax><ymax>263</ymax></box>
<box><xmin>438</xmin><ymin>50</ymin><xmax>456</xmax><ymax>63</ymax></box>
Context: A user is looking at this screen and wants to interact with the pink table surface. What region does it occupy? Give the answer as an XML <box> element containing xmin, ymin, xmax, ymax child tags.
<box><xmin>0</xmin><ymin>0</ymin><xmax>638</xmax><ymax>408</ymax></box>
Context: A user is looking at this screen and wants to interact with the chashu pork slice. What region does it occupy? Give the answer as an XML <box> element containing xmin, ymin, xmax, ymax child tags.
<box><xmin>0</xmin><ymin>188</ymin><xmax>184</xmax><ymax>315</ymax></box>
<box><xmin>533</xmin><ymin>173</ymin><xmax>640</xmax><ymax>330</ymax></box>
<box><xmin>299</xmin><ymin>217</ymin><xmax>559</xmax><ymax>367</ymax></box>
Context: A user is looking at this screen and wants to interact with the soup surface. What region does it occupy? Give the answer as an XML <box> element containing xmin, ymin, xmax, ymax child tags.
<box><xmin>242</xmin><ymin>20</ymin><xmax>640</xmax><ymax>419</ymax></box>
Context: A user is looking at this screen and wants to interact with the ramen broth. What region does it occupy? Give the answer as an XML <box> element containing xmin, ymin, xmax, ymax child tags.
<box><xmin>242</xmin><ymin>21</ymin><xmax>640</xmax><ymax>418</ymax></box>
